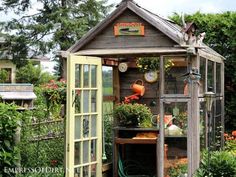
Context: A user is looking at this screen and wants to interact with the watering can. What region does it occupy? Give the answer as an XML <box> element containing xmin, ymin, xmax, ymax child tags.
<box><xmin>130</xmin><ymin>79</ymin><xmax>145</xmax><ymax>96</ymax></box>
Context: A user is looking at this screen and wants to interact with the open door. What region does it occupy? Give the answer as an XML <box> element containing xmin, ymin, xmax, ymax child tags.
<box><xmin>66</xmin><ymin>54</ymin><xmax>102</xmax><ymax>177</ymax></box>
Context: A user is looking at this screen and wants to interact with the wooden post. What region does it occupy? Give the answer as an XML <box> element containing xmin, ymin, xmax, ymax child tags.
<box><xmin>188</xmin><ymin>54</ymin><xmax>200</xmax><ymax>176</ymax></box>
<box><xmin>158</xmin><ymin>55</ymin><xmax>164</xmax><ymax>177</ymax></box>
<box><xmin>221</xmin><ymin>62</ymin><xmax>225</xmax><ymax>148</ymax></box>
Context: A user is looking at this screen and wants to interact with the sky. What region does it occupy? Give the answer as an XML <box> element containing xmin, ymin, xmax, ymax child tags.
<box><xmin>1</xmin><ymin>0</ymin><xmax>235</xmax><ymax>22</ymax></box>
<box><xmin>109</xmin><ymin>0</ymin><xmax>236</xmax><ymax>18</ymax></box>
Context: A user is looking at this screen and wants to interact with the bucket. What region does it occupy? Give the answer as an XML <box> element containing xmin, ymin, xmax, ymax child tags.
<box><xmin>130</xmin><ymin>79</ymin><xmax>145</xmax><ymax>96</ymax></box>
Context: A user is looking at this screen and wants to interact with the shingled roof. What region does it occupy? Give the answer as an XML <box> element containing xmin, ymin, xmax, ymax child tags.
<box><xmin>67</xmin><ymin>0</ymin><xmax>224</xmax><ymax>60</ymax></box>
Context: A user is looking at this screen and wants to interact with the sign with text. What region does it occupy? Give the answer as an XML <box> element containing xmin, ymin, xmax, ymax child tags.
<box><xmin>114</xmin><ymin>22</ymin><xmax>145</xmax><ymax>36</ymax></box>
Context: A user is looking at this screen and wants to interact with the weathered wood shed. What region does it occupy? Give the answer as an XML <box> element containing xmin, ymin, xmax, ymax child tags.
<box><xmin>63</xmin><ymin>0</ymin><xmax>225</xmax><ymax>177</ymax></box>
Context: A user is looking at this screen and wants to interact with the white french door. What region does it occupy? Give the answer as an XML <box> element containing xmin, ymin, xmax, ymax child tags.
<box><xmin>66</xmin><ymin>54</ymin><xmax>102</xmax><ymax>177</ymax></box>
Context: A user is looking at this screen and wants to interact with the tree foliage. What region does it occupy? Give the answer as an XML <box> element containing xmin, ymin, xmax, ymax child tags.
<box><xmin>16</xmin><ymin>61</ymin><xmax>56</xmax><ymax>85</ymax></box>
<box><xmin>0</xmin><ymin>0</ymin><xmax>112</xmax><ymax>71</ymax></box>
<box><xmin>170</xmin><ymin>12</ymin><xmax>236</xmax><ymax>130</ymax></box>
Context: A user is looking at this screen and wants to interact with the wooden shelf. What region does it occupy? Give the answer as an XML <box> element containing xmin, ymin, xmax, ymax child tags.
<box><xmin>113</xmin><ymin>126</ymin><xmax>159</xmax><ymax>131</ymax></box>
<box><xmin>115</xmin><ymin>137</ymin><xmax>157</xmax><ymax>144</ymax></box>
<box><xmin>165</xmin><ymin>135</ymin><xmax>187</xmax><ymax>138</ymax></box>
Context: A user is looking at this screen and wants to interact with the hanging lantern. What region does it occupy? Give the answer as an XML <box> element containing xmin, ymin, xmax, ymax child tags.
<box><xmin>204</xmin><ymin>92</ymin><xmax>215</xmax><ymax>112</ymax></box>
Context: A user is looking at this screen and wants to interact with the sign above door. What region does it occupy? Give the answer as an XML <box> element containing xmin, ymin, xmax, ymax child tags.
<box><xmin>114</xmin><ymin>22</ymin><xmax>145</xmax><ymax>36</ymax></box>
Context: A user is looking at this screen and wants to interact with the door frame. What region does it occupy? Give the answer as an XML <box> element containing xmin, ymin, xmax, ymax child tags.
<box><xmin>66</xmin><ymin>54</ymin><xmax>103</xmax><ymax>177</ymax></box>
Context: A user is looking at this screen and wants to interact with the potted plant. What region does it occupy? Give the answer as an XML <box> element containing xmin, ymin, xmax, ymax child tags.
<box><xmin>113</xmin><ymin>103</ymin><xmax>153</xmax><ymax>128</ymax></box>
<box><xmin>136</xmin><ymin>57</ymin><xmax>174</xmax><ymax>73</ymax></box>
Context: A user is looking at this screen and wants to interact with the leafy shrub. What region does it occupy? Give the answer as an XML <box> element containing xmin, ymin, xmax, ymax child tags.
<box><xmin>0</xmin><ymin>69</ymin><xmax>8</xmax><ymax>83</ymax></box>
<box><xmin>168</xmin><ymin>163</ymin><xmax>187</xmax><ymax>177</ymax></box>
<box><xmin>194</xmin><ymin>151</ymin><xmax>236</xmax><ymax>177</ymax></box>
<box><xmin>16</xmin><ymin>62</ymin><xmax>41</xmax><ymax>84</ymax></box>
<box><xmin>16</xmin><ymin>62</ymin><xmax>56</xmax><ymax>85</ymax></box>
<box><xmin>113</xmin><ymin>103</ymin><xmax>152</xmax><ymax>127</ymax></box>
<box><xmin>0</xmin><ymin>103</ymin><xmax>21</xmax><ymax>176</ymax></box>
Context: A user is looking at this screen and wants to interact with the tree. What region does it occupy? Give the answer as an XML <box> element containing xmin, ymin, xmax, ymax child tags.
<box><xmin>16</xmin><ymin>61</ymin><xmax>55</xmax><ymax>85</ymax></box>
<box><xmin>170</xmin><ymin>12</ymin><xmax>236</xmax><ymax>130</ymax></box>
<box><xmin>0</xmin><ymin>0</ymin><xmax>112</xmax><ymax>73</ymax></box>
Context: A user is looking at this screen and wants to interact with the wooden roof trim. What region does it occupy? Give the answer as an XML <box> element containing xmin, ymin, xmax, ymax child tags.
<box><xmin>68</xmin><ymin>1</ymin><xmax>128</xmax><ymax>53</ymax></box>
<box><xmin>198</xmin><ymin>49</ymin><xmax>224</xmax><ymax>63</ymax></box>
<box><xmin>127</xmin><ymin>2</ymin><xmax>180</xmax><ymax>44</ymax></box>
<box><xmin>73</xmin><ymin>48</ymin><xmax>186</xmax><ymax>56</ymax></box>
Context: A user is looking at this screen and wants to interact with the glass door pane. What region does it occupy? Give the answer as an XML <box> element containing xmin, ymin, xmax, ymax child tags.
<box><xmin>164</xmin><ymin>56</ymin><xmax>188</xmax><ymax>95</ymax></box>
<box><xmin>163</xmin><ymin>102</ymin><xmax>188</xmax><ymax>177</ymax></box>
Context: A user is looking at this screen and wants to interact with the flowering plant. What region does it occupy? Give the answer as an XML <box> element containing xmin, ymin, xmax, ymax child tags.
<box><xmin>42</xmin><ymin>79</ymin><xmax>66</xmax><ymax>118</ymax></box>
<box><xmin>224</xmin><ymin>131</ymin><xmax>236</xmax><ymax>156</ymax></box>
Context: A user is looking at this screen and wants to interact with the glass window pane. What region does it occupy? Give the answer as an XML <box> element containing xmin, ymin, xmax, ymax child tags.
<box><xmin>83</xmin><ymin>116</ymin><xmax>89</xmax><ymax>138</ymax></box>
<box><xmin>75</xmin><ymin>90</ymin><xmax>81</xmax><ymax>114</ymax></box>
<box><xmin>200</xmin><ymin>102</ymin><xmax>207</xmax><ymax>151</ymax></box>
<box><xmin>213</xmin><ymin>99</ymin><xmax>222</xmax><ymax>149</ymax></box>
<box><xmin>91</xmin><ymin>65</ymin><xmax>97</xmax><ymax>88</ymax></box>
<box><xmin>83</xmin><ymin>90</ymin><xmax>89</xmax><ymax>113</ymax></box>
<box><xmin>200</xmin><ymin>58</ymin><xmax>206</xmax><ymax>94</ymax></box>
<box><xmin>207</xmin><ymin>60</ymin><xmax>214</xmax><ymax>91</ymax></box>
<box><xmin>216</xmin><ymin>63</ymin><xmax>221</xmax><ymax>94</ymax></box>
<box><xmin>91</xmin><ymin>91</ymin><xmax>97</xmax><ymax>112</ymax></box>
<box><xmin>83</xmin><ymin>166</ymin><xmax>89</xmax><ymax>177</ymax></box>
<box><xmin>75</xmin><ymin>64</ymin><xmax>81</xmax><ymax>88</ymax></box>
<box><xmin>91</xmin><ymin>115</ymin><xmax>97</xmax><ymax>137</ymax></box>
<box><xmin>91</xmin><ymin>164</ymin><xmax>97</xmax><ymax>177</ymax></box>
<box><xmin>164</xmin><ymin>102</ymin><xmax>188</xmax><ymax>177</ymax></box>
<box><xmin>103</xmin><ymin>66</ymin><xmax>113</xmax><ymax>95</ymax></box>
<box><xmin>164</xmin><ymin>57</ymin><xmax>188</xmax><ymax>94</ymax></box>
<box><xmin>74</xmin><ymin>167</ymin><xmax>81</xmax><ymax>177</ymax></box>
<box><xmin>74</xmin><ymin>142</ymin><xmax>81</xmax><ymax>165</ymax></box>
<box><xmin>83</xmin><ymin>141</ymin><xmax>89</xmax><ymax>164</ymax></box>
<box><xmin>91</xmin><ymin>139</ymin><xmax>97</xmax><ymax>162</ymax></box>
<box><xmin>83</xmin><ymin>65</ymin><xmax>90</xmax><ymax>88</ymax></box>
<box><xmin>75</xmin><ymin>116</ymin><xmax>81</xmax><ymax>139</ymax></box>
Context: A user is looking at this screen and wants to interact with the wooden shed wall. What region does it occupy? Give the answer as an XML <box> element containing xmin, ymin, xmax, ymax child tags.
<box><xmin>119</xmin><ymin>67</ymin><xmax>159</xmax><ymax>114</ymax></box>
<box><xmin>82</xmin><ymin>10</ymin><xmax>177</xmax><ymax>50</ymax></box>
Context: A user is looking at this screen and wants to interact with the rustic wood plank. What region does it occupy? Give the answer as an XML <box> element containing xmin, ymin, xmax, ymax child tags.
<box><xmin>158</xmin><ymin>100</ymin><xmax>164</xmax><ymax>177</ymax></box>
<box><xmin>75</xmin><ymin>48</ymin><xmax>186</xmax><ymax>56</ymax></box>
<box><xmin>115</xmin><ymin>137</ymin><xmax>157</xmax><ymax>144</ymax></box>
<box><xmin>189</xmin><ymin>55</ymin><xmax>200</xmax><ymax>176</ymax></box>
<box><xmin>127</xmin><ymin>2</ymin><xmax>180</xmax><ymax>44</ymax></box>
<box><xmin>82</xmin><ymin>9</ymin><xmax>176</xmax><ymax>50</ymax></box>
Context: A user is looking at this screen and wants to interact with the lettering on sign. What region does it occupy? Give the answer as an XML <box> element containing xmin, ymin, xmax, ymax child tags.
<box><xmin>114</xmin><ymin>22</ymin><xmax>145</xmax><ymax>36</ymax></box>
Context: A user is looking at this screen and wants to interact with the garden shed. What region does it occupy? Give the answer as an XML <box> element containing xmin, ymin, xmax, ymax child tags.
<box><xmin>63</xmin><ymin>0</ymin><xmax>225</xmax><ymax>177</ymax></box>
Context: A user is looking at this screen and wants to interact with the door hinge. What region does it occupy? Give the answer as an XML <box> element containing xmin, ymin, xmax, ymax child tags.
<box><xmin>67</xmin><ymin>143</ymin><xmax>70</xmax><ymax>152</ymax></box>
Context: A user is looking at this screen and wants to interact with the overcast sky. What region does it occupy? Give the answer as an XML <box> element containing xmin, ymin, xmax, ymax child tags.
<box><xmin>109</xmin><ymin>0</ymin><xmax>236</xmax><ymax>18</ymax></box>
<box><xmin>0</xmin><ymin>0</ymin><xmax>235</xmax><ymax>22</ymax></box>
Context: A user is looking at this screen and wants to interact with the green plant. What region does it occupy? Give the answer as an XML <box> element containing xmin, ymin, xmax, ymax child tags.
<box><xmin>168</xmin><ymin>163</ymin><xmax>187</xmax><ymax>177</ymax></box>
<box><xmin>113</xmin><ymin>103</ymin><xmax>152</xmax><ymax>127</ymax></box>
<box><xmin>137</xmin><ymin>57</ymin><xmax>174</xmax><ymax>73</ymax></box>
<box><xmin>0</xmin><ymin>103</ymin><xmax>22</xmax><ymax>176</ymax></box>
<box><xmin>224</xmin><ymin>131</ymin><xmax>236</xmax><ymax>156</ymax></box>
<box><xmin>0</xmin><ymin>69</ymin><xmax>8</xmax><ymax>83</ymax></box>
<box><xmin>41</xmin><ymin>79</ymin><xmax>66</xmax><ymax>119</ymax></box>
<box><xmin>137</xmin><ymin>57</ymin><xmax>160</xmax><ymax>72</ymax></box>
<box><xmin>194</xmin><ymin>151</ymin><xmax>236</xmax><ymax>177</ymax></box>
<box><xmin>16</xmin><ymin>61</ymin><xmax>41</xmax><ymax>84</ymax></box>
